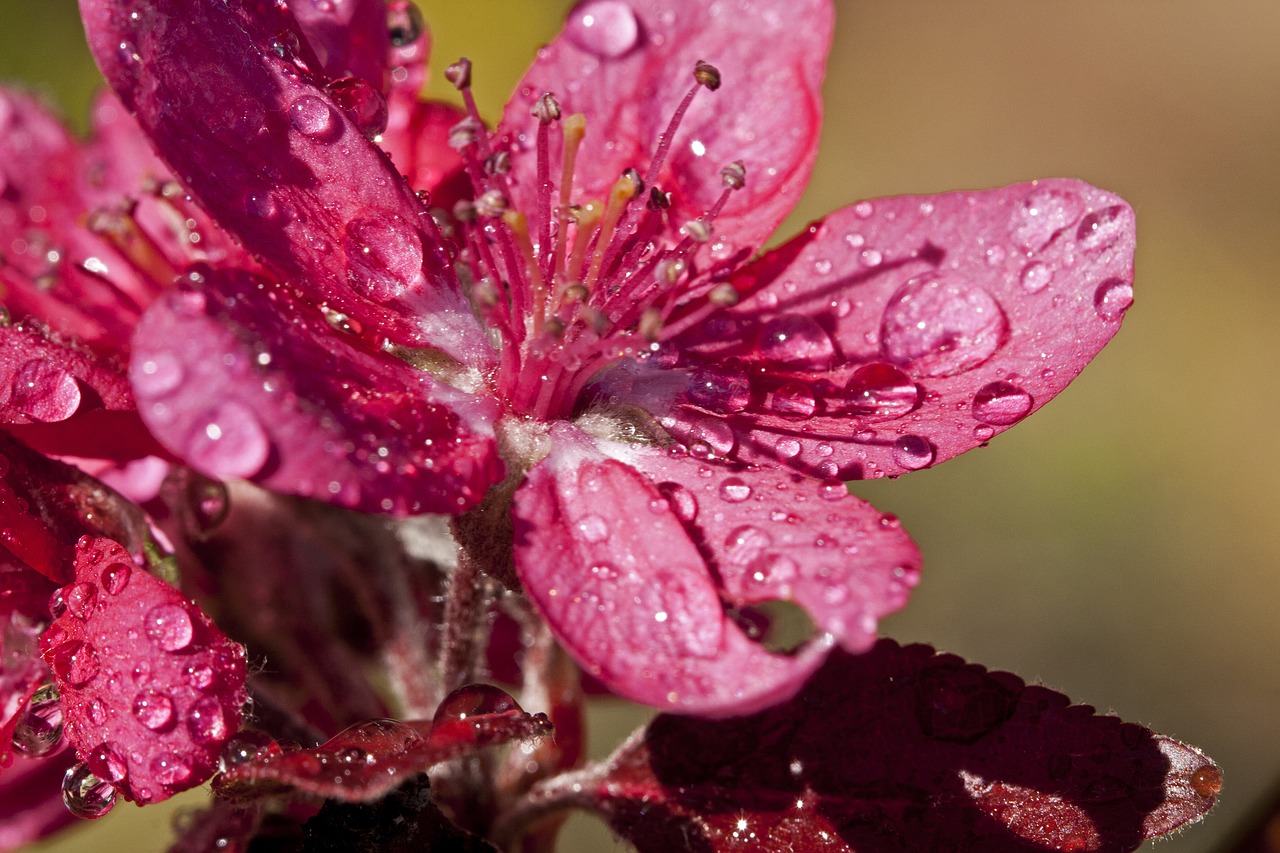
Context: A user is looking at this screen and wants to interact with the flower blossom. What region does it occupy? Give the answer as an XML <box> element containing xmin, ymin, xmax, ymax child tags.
<box><xmin>0</xmin><ymin>0</ymin><xmax>1199</xmax><ymax>847</ymax></box>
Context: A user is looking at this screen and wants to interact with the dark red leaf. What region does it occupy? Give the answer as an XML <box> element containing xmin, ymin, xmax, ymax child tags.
<box><xmin>216</xmin><ymin>684</ymin><xmax>552</xmax><ymax>803</ymax></box>
<box><xmin>590</xmin><ymin>640</ymin><xmax>1218</xmax><ymax>853</ymax></box>
<box><xmin>38</xmin><ymin>536</ymin><xmax>248</xmax><ymax>804</ymax></box>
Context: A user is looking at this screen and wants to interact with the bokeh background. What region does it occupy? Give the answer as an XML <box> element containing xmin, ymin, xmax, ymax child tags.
<box><xmin>3</xmin><ymin>0</ymin><xmax>1278</xmax><ymax>850</ymax></box>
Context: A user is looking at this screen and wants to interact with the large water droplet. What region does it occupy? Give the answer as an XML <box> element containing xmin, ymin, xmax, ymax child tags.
<box><xmin>880</xmin><ymin>276</ymin><xmax>1007</xmax><ymax>378</ymax></box>
<box><xmin>87</xmin><ymin>742</ymin><xmax>128</xmax><ymax>783</ymax></box>
<box><xmin>62</xmin><ymin>763</ymin><xmax>116</xmax><ymax>819</ymax></box>
<box><xmin>187</xmin><ymin>401</ymin><xmax>270</xmax><ymax>479</ymax></box>
<box><xmin>187</xmin><ymin>696</ymin><xmax>229</xmax><ymax>745</ymax></box>
<box><xmin>915</xmin><ymin>668</ymin><xmax>1016</xmax><ymax>743</ymax></box>
<box><xmin>64</xmin><ymin>582</ymin><xmax>99</xmax><ymax>620</ymax></box>
<box><xmin>685</xmin><ymin>366</ymin><xmax>750</xmax><ymax>413</ymax></box>
<box><xmin>971</xmin><ymin>381</ymin><xmax>1033</xmax><ymax>426</ymax></box>
<box><xmin>324</xmin><ymin>76</ymin><xmax>388</xmax><ymax>138</ymax></box>
<box><xmin>133</xmin><ymin>353</ymin><xmax>184</xmax><ymax>396</ymax></box>
<box><xmin>1076</xmin><ymin>205</ymin><xmax>1130</xmax><ymax>254</ymax></box>
<box><xmin>768</xmin><ymin>383</ymin><xmax>816</xmax><ymax>419</ymax></box>
<box><xmin>344</xmin><ymin>215</ymin><xmax>424</xmax><ymax>302</ymax></box>
<box><xmin>9</xmin><ymin>359</ymin><xmax>81</xmax><ymax>423</ymax></box>
<box><xmin>891</xmin><ymin>435</ymin><xmax>935</xmax><ymax>471</ymax></box>
<box><xmin>718</xmin><ymin>477</ymin><xmax>752</xmax><ymax>503</ymax></box>
<box><xmin>387</xmin><ymin>1</ymin><xmax>425</xmax><ymax>47</ymax></box>
<box><xmin>288</xmin><ymin>94</ymin><xmax>342</xmax><ymax>141</ymax></box>
<box><xmin>432</xmin><ymin>683</ymin><xmax>519</xmax><ymax>726</ymax></box>
<box><xmin>1014</xmin><ymin>186</ymin><xmax>1083</xmax><ymax>251</ymax></box>
<box><xmin>145</xmin><ymin>604</ymin><xmax>194</xmax><ymax>652</ymax></box>
<box><xmin>1093</xmin><ymin>278</ymin><xmax>1133</xmax><ymax>320</ymax></box>
<box><xmin>1191</xmin><ymin>765</ymin><xmax>1223</xmax><ymax>799</ymax></box>
<box><xmin>132</xmin><ymin>689</ymin><xmax>176</xmax><ymax>731</ymax></box>
<box><xmin>11</xmin><ymin>683</ymin><xmax>63</xmax><ymax>757</ymax></box>
<box><xmin>565</xmin><ymin>0</ymin><xmax>640</xmax><ymax>58</ymax></box>
<box><xmin>658</xmin><ymin>482</ymin><xmax>698</xmax><ymax>522</ymax></box>
<box><xmin>842</xmin><ymin>362</ymin><xmax>919</xmax><ymax>418</ymax></box>
<box><xmin>50</xmin><ymin>641</ymin><xmax>100</xmax><ymax>687</ymax></box>
<box><xmin>101</xmin><ymin>562</ymin><xmax>131</xmax><ymax>595</ymax></box>
<box><xmin>1019</xmin><ymin>261</ymin><xmax>1054</xmax><ymax>294</ymax></box>
<box><xmin>757</xmin><ymin>314</ymin><xmax>835</xmax><ymax>368</ymax></box>
<box><xmin>150</xmin><ymin>752</ymin><xmax>193</xmax><ymax>787</ymax></box>
<box><xmin>724</xmin><ymin>525</ymin><xmax>772</xmax><ymax>566</ymax></box>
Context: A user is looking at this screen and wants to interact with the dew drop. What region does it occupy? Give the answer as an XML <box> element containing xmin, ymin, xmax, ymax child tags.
<box><xmin>64</xmin><ymin>582</ymin><xmax>99</xmax><ymax>620</ymax></box>
<box><xmin>589</xmin><ymin>562</ymin><xmax>619</xmax><ymax>580</ymax></box>
<box><xmin>133</xmin><ymin>353</ymin><xmax>184</xmax><ymax>396</ymax></box>
<box><xmin>744</xmin><ymin>553</ymin><xmax>799</xmax><ymax>587</ymax></box>
<box><xmin>658</xmin><ymin>482</ymin><xmax>698</xmax><ymax>522</ymax></box>
<box><xmin>11</xmin><ymin>683</ymin><xmax>64</xmax><ymax>757</ymax></box>
<box><xmin>880</xmin><ymin>276</ymin><xmax>1007</xmax><ymax>378</ymax></box>
<box><xmin>185</xmin><ymin>663</ymin><xmax>215</xmax><ymax>689</ymax></box>
<box><xmin>324</xmin><ymin>76</ymin><xmax>388</xmax><ymax>138</ymax></box>
<box><xmin>132</xmin><ymin>689</ymin><xmax>176</xmax><ymax>731</ymax></box>
<box><xmin>344</xmin><ymin>214</ymin><xmax>424</xmax><ymax>301</ymax></box>
<box><xmin>1014</xmin><ymin>186</ymin><xmax>1083</xmax><ymax>251</ymax></box>
<box><xmin>47</xmin><ymin>588</ymin><xmax>67</xmax><ymax>619</ymax></box>
<box><xmin>1093</xmin><ymin>278</ymin><xmax>1133</xmax><ymax>320</ymax></box>
<box><xmin>387</xmin><ymin>1</ymin><xmax>425</xmax><ymax>46</ymax></box>
<box><xmin>150</xmin><ymin>752</ymin><xmax>192</xmax><ymax>786</ymax></box>
<box><xmin>218</xmin><ymin>731</ymin><xmax>280</xmax><ymax>772</ymax></box>
<box><xmin>718</xmin><ymin>477</ymin><xmax>752</xmax><ymax>503</ymax></box>
<box><xmin>86</xmin><ymin>699</ymin><xmax>107</xmax><ymax>726</ymax></box>
<box><xmin>723</xmin><ymin>525</ymin><xmax>772</xmax><ymax>566</ymax></box>
<box><xmin>915</xmin><ymin>668</ymin><xmax>1016</xmax><ymax>743</ymax></box>
<box><xmin>1076</xmin><ymin>205</ymin><xmax>1130</xmax><ymax>254</ymax></box>
<box><xmin>565</xmin><ymin>0</ymin><xmax>640</xmax><ymax>58</ymax></box>
<box><xmin>685</xmin><ymin>366</ymin><xmax>750</xmax><ymax>413</ymax></box>
<box><xmin>87</xmin><ymin>742</ymin><xmax>128</xmax><ymax>783</ymax></box>
<box><xmin>9</xmin><ymin>359</ymin><xmax>82</xmax><ymax>422</ymax></box>
<box><xmin>145</xmin><ymin>604</ymin><xmax>194</xmax><ymax>652</ymax></box>
<box><xmin>973</xmin><ymin>425</ymin><xmax>995</xmax><ymax>442</ymax></box>
<box><xmin>62</xmin><ymin>763</ymin><xmax>116</xmax><ymax>819</ymax></box>
<box><xmin>575</xmin><ymin>514</ymin><xmax>608</xmax><ymax>543</ymax></box>
<box><xmin>853</xmin><ymin>201</ymin><xmax>873</xmax><ymax>219</ymax></box>
<box><xmin>971</xmin><ymin>381</ymin><xmax>1033</xmax><ymax>426</ymax></box>
<box><xmin>842</xmin><ymin>362</ymin><xmax>919</xmax><ymax>418</ymax></box>
<box><xmin>769</xmin><ymin>383</ymin><xmax>816</xmax><ymax>418</ymax></box>
<box><xmin>50</xmin><ymin>641</ymin><xmax>100</xmax><ymax>687</ymax></box>
<box><xmin>774</xmin><ymin>438</ymin><xmax>802</xmax><ymax>458</ymax></box>
<box><xmin>757</xmin><ymin>314</ymin><xmax>835</xmax><ymax>367</ymax></box>
<box><xmin>101</xmin><ymin>562</ymin><xmax>131</xmax><ymax>595</ymax></box>
<box><xmin>1191</xmin><ymin>765</ymin><xmax>1223</xmax><ymax>798</ymax></box>
<box><xmin>818</xmin><ymin>480</ymin><xmax>848</xmax><ymax>501</ymax></box>
<box><xmin>288</xmin><ymin>94</ymin><xmax>341</xmax><ymax>141</ymax></box>
<box><xmin>188</xmin><ymin>478</ymin><xmax>230</xmax><ymax>535</ymax></box>
<box><xmin>187</xmin><ymin>401</ymin><xmax>270</xmax><ymax>479</ymax></box>
<box><xmin>1019</xmin><ymin>261</ymin><xmax>1054</xmax><ymax>294</ymax></box>
<box><xmin>891</xmin><ymin>435</ymin><xmax>935</xmax><ymax>471</ymax></box>
<box><xmin>187</xmin><ymin>696</ymin><xmax>229</xmax><ymax>745</ymax></box>
<box><xmin>432</xmin><ymin>683</ymin><xmax>519</xmax><ymax>726</ymax></box>
<box><xmin>244</xmin><ymin>191</ymin><xmax>283</xmax><ymax>222</ymax></box>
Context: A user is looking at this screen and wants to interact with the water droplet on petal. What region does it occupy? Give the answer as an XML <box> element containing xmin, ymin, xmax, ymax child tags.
<box><xmin>971</xmin><ymin>382</ymin><xmax>1033</xmax><ymax>425</ymax></box>
<box><xmin>387</xmin><ymin>1</ymin><xmax>425</xmax><ymax>46</ymax></box>
<box><xmin>145</xmin><ymin>604</ymin><xmax>194</xmax><ymax>652</ymax></box>
<box><xmin>658</xmin><ymin>482</ymin><xmax>698</xmax><ymax>522</ymax></box>
<box><xmin>150</xmin><ymin>752</ymin><xmax>192</xmax><ymax>786</ymax></box>
<box><xmin>101</xmin><ymin>562</ymin><xmax>131</xmax><ymax>595</ymax></box>
<box><xmin>842</xmin><ymin>362</ymin><xmax>919</xmax><ymax>418</ymax></box>
<box><xmin>724</xmin><ymin>525</ymin><xmax>772</xmax><ymax>566</ymax></box>
<box><xmin>685</xmin><ymin>366</ymin><xmax>750</xmax><ymax>412</ymax></box>
<box><xmin>1093</xmin><ymin>278</ymin><xmax>1133</xmax><ymax>320</ymax></box>
<box><xmin>185</xmin><ymin>663</ymin><xmax>215</xmax><ymax>689</ymax></box>
<box><xmin>289</xmin><ymin>94</ymin><xmax>341</xmax><ymax>140</ymax></box>
<box><xmin>432</xmin><ymin>683</ymin><xmax>519</xmax><ymax>726</ymax></box>
<box><xmin>133</xmin><ymin>353</ymin><xmax>184</xmax><ymax>396</ymax></box>
<box><xmin>880</xmin><ymin>276</ymin><xmax>1007</xmax><ymax>378</ymax></box>
<box><xmin>9</xmin><ymin>360</ymin><xmax>81</xmax><ymax>422</ymax></box>
<box><xmin>1076</xmin><ymin>205</ymin><xmax>1131</xmax><ymax>254</ymax></box>
<box><xmin>344</xmin><ymin>214</ymin><xmax>424</xmax><ymax>301</ymax></box>
<box><xmin>47</xmin><ymin>588</ymin><xmax>67</xmax><ymax>619</ymax></box>
<box><xmin>1019</xmin><ymin>261</ymin><xmax>1054</xmax><ymax>294</ymax></box>
<box><xmin>973</xmin><ymin>425</ymin><xmax>995</xmax><ymax>442</ymax></box>
<box><xmin>324</xmin><ymin>76</ymin><xmax>387</xmax><ymax>138</ymax></box>
<box><xmin>774</xmin><ymin>438</ymin><xmax>801</xmax><ymax>458</ymax></box>
<box><xmin>187</xmin><ymin>695</ymin><xmax>229</xmax><ymax>745</ymax></box>
<box><xmin>86</xmin><ymin>699</ymin><xmax>107</xmax><ymax>726</ymax></box>
<box><xmin>131</xmin><ymin>689</ymin><xmax>175</xmax><ymax>731</ymax></box>
<box><xmin>1014</xmin><ymin>187</ymin><xmax>1083</xmax><ymax>251</ymax></box>
<box><xmin>51</xmin><ymin>641</ymin><xmax>100</xmax><ymax>687</ymax></box>
<box><xmin>758</xmin><ymin>314</ymin><xmax>835</xmax><ymax>367</ymax></box>
<box><xmin>87</xmin><ymin>742</ymin><xmax>128</xmax><ymax>783</ymax></box>
<box><xmin>218</xmin><ymin>731</ymin><xmax>280</xmax><ymax>772</ymax></box>
<box><xmin>769</xmin><ymin>383</ymin><xmax>816</xmax><ymax>419</ymax></box>
<box><xmin>565</xmin><ymin>0</ymin><xmax>639</xmax><ymax>58</ymax></box>
<box><xmin>892</xmin><ymin>435</ymin><xmax>935</xmax><ymax>471</ymax></box>
<box><xmin>718</xmin><ymin>477</ymin><xmax>752</xmax><ymax>503</ymax></box>
<box><xmin>62</xmin><ymin>763</ymin><xmax>116</xmax><ymax>819</ymax></box>
<box><xmin>818</xmin><ymin>480</ymin><xmax>848</xmax><ymax>501</ymax></box>
<box><xmin>916</xmin><ymin>668</ymin><xmax>1016</xmax><ymax>743</ymax></box>
<box><xmin>589</xmin><ymin>562</ymin><xmax>619</xmax><ymax>580</ymax></box>
<box><xmin>1191</xmin><ymin>765</ymin><xmax>1223</xmax><ymax>799</ymax></box>
<box><xmin>64</xmin><ymin>582</ymin><xmax>99</xmax><ymax>620</ymax></box>
<box><xmin>11</xmin><ymin>684</ymin><xmax>63</xmax><ymax>757</ymax></box>
<box><xmin>187</xmin><ymin>401</ymin><xmax>270</xmax><ymax>479</ymax></box>
<box><xmin>575</xmin><ymin>514</ymin><xmax>608</xmax><ymax>543</ymax></box>
<box><xmin>244</xmin><ymin>191</ymin><xmax>284</xmax><ymax>222</ymax></box>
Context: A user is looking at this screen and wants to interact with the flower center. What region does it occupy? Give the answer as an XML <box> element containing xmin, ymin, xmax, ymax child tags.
<box><xmin>441</xmin><ymin>58</ymin><xmax>746</xmax><ymax>423</ymax></box>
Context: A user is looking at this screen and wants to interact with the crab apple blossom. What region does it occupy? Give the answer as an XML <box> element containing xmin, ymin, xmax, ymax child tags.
<box><xmin>0</xmin><ymin>0</ymin><xmax>1219</xmax><ymax>849</ymax></box>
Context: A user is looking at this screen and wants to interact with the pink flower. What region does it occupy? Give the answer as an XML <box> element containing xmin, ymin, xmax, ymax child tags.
<box><xmin>68</xmin><ymin>0</ymin><xmax>1135</xmax><ymax>716</ymax></box>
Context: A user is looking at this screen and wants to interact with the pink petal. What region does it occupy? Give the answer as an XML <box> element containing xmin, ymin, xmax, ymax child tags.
<box><xmin>499</xmin><ymin>0</ymin><xmax>831</xmax><ymax>254</ymax></box>
<box><xmin>593</xmin><ymin>641</ymin><xmax>1219</xmax><ymax>853</ymax></box>
<box><xmin>0</xmin><ymin>751</ymin><xmax>77</xmax><ymax>851</ymax></box>
<box><xmin>1</xmin><ymin>561</ymin><xmax>55</xmax><ymax>770</ymax></box>
<box><xmin>627</xmin><ymin>449</ymin><xmax>920</xmax><ymax>654</ymax></box>
<box><xmin>38</xmin><ymin>536</ymin><xmax>249</xmax><ymax>805</ymax></box>
<box><xmin>381</xmin><ymin>99</ymin><xmax>472</xmax><ymax>213</ymax></box>
<box><xmin>79</xmin><ymin>0</ymin><xmax>492</xmax><ymax>363</ymax></box>
<box><xmin>289</xmin><ymin>0</ymin><xmax>389</xmax><ymax>92</ymax></box>
<box><xmin>216</xmin><ymin>684</ymin><xmax>551</xmax><ymax>803</ymax></box>
<box><xmin>511</xmin><ymin>424</ymin><xmax>829</xmax><ymax>716</ymax></box>
<box><xmin>658</xmin><ymin>180</ymin><xmax>1135</xmax><ymax>478</ymax></box>
<box><xmin>129</xmin><ymin>270</ymin><xmax>502</xmax><ymax>515</ymax></box>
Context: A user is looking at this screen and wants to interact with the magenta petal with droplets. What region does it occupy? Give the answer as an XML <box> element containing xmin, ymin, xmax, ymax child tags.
<box><xmin>512</xmin><ymin>424</ymin><xmax>831</xmax><ymax>717</ymax></box>
<box><xmin>593</xmin><ymin>640</ymin><xmax>1219</xmax><ymax>853</ymax></box>
<box><xmin>129</xmin><ymin>269</ymin><xmax>503</xmax><ymax>515</ymax></box>
<box><xmin>78</xmin><ymin>0</ymin><xmax>492</xmax><ymax>363</ymax></box>
<box><xmin>652</xmin><ymin>180</ymin><xmax>1135</xmax><ymax>479</ymax></box>
<box><xmin>38</xmin><ymin>536</ymin><xmax>247</xmax><ymax>805</ymax></box>
<box><xmin>499</xmin><ymin>0</ymin><xmax>831</xmax><ymax>257</ymax></box>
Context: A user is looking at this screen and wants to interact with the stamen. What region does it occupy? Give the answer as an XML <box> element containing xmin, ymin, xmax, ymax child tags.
<box><xmin>643</xmin><ymin>61</ymin><xmax>721</xmax><ymax>190</ymax></box>
<box><xmin>693</xmin><ymin>60</ymin><xmax>722</xmax><ymax>91</ymax></box>
<box><xmin>444</xmin><ymin>58</ymin><xmax>472</xmax><ymax>90</ymax></box>
<box><xmin>531</xmin><ymin>93</ymin><xmax>561</xmax><ymax>280</ymax></box>
<box><xmin>638</xmin><ymin>307</ymin><xmax>663</xmax><ymax>342</ymax></box>
<box><xmin>502</xmin><ymin>210</ymin><xmax>548</xmax><ymax>336</ymax></box>
<box><xmin>585</xmin><ymin>169</ymin><xmax>643</xmax><ymax>289</ymax></box>
<box><xmin>474</xmin><ymin>189</ymin><xmax>509</xmax><ymax>219</ymax></box>
<box><xmin>565</xmin><ymin>201</ymin><xmax>602</xmax><ymax>284</ymax></box>
<box><xmin>552</xmin><ymin>113</ymin><xmax>587</xmax><ymax>283</ymax></box>
<box><xmin>87</xmin><ymin>204</ymin><xmax>179</xmax><ymax>285</ymax></box>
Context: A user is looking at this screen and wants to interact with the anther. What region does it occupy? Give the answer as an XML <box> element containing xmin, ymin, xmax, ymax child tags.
<box><xmin>622</xmin><ymin>167</ymin><xmax>645</xmax><ymax>197</ymax></box>
<box><xmin>452</xmin><ymin>200</ymin><xmax>478</xmax><ymax>223</ymax></box>
<box><xmin>658</xmin><ymin>259</ymin><xmax>687</xmax><ymax>285</ymax></box>
<box><xmin>472</xmin><ymin>277</ymin><xmax>500</xmax><ymax>308</ymax></box>
<box><xmin>448</xmin><ymin>116</ymin><xmax>481</xmax><ymax>151</ymax></box>
<box><xmin>475</xmin><ymin>189</ymin><xmax>509</xmax><ymax>218</ymax></box>
<box><xmin>693</xmin><ymin>61</ymin><xmax>722</xmax><ymax>91</ymax></box>
<box><xmin>543</xmin><ymin>316</ymin><xmax>566</xmax><ymax>339</ymax></box>
<box><xmin>720</xmin><ymin>160</ymin><xmax>747</xmax><ymax>191</ymax></box>
<box><xmin>532</xmin><ymin>93</ymin><xmax>562</xmax><ymax>124</ymax></box>
<box><xmin>648</xmin><ymin>187</ymin><xmax>672</xmax><ymax>210</ymax></box>
<box><xmin>708</xmin><ymin>282</ymin><xmax>740</xmax><ymax>307</ymax></box>
<box><xmin>680</xmin><ymin>219</ymin><xmax>712</xmax><ymax>243</ymax></box>
<box><xmin>445</xmin><ymin>58</ymin><xmax>472</xmax><ymax>90</ymax></box>
<box><xmin>638</xmin><ymin>307</ymin><xmax>663</xmax><ymax>342</ymax></box>
<box><xmin>484</xmin><ymin>151</ymin><xmax>512</xmax><ymax>176</ymax></box>
<box><xmin>561</xmin><ymin>282</ymin><xmax>588</xmax><ymax>303</ymax></box>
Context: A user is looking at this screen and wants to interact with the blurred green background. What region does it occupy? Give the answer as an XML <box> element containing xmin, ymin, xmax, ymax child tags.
<box><xmin>3</xmin><ymin>0</ymin><xmax>1278</xmax><ymax>850</ymax></box>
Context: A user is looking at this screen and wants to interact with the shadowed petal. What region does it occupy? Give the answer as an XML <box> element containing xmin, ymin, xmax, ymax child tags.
<box><xmin>499</xmin><ymin>0</ymin><xmax>831</xmax><ymax>254</ymax></box>
<box><xmin>512</xmin><ymin>424</ymin><xmax>829</xmax><ymax>716</ymax></box>
<box><xmin>130</xmin><ymin>269</ymin><xmax>502</xmax><ymax>516</ymax></box>
<box><xmin>79</xmin><ymin>0</ymin><xmax>491</xmax><ymax>363</ymax></box>
<box><xmin>290</xmin><ymin>0</ymin><xmax>389</xmax><ymax>91</ymax></box>
<box><xmin>0</xmin><ymin>751</ymin><xmax>77</xmax><ymax>850</ymax></box>
<box><xmin>657</xmin><ymin>180</ymin><xmax>1135</xmax><ymax>479</ymax></box>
